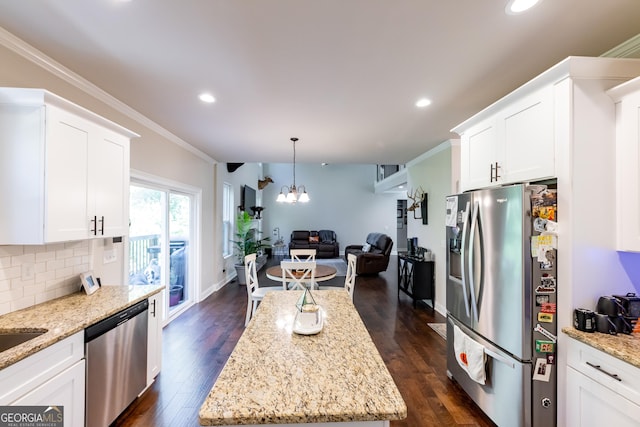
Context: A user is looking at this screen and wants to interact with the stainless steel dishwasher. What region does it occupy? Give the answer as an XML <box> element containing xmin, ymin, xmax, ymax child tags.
<box><xmin>85</xmin><ymin>299</ymin><xmax>148</xmax><ymax>427</ymax></box>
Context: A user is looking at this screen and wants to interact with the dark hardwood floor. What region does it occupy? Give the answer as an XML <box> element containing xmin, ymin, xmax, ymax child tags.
<box><xmin>115</xmin><ymin>256</ymin><xmax>495</xmax><ymax>427</ymax></box>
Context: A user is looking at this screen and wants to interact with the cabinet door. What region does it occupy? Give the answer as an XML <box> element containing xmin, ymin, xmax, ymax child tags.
<box><xmin>88</xmin><ymin>126</ymin><xmax>130</xmax><ymax>237</ymax></box>
<box><xmin>147</xmin><ymin>291</ymin><xmax>164</xmax><ymax>385</ymax></box>
<box><xmin>45</xmin><ymin>106</ymin><xmax>91</xmax><ymax>242</ymax></box>
<box><xmin>499</xmin><ymin>85</ymin><xmax>555</xmax><ymax>184</ymax></box>
<box><xmin>566</xmin><ymin>366</ymin><xmax>640</xmax><ymax>427</ymax></box>
<box><xmin>460</xmin><ymin>117</ymin><xmax>499</xmax><ymax>191</ymax></box>
<box><xmin>0</xmin><ymin>104</ymin><xmax>45</xmax><ymax>244</ymax></box>
<box><xmin>615</xmin><ymin>89</ymin><xmax>640</xmax><ymax>251</ymax></box>
<box><xmin>11</xmin><ymin>360</ymin><xmax>85</xmax><ymax>427</ymax></box>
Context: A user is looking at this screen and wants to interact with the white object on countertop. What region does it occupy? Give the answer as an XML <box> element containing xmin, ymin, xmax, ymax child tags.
<box><xmin>293</xmin><ymin>306</ymin><xmax>324</xmax><ymax>335</ymax></box>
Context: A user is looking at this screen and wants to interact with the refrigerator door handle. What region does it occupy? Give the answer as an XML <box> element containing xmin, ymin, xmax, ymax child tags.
<box><xmin>459</xmin><ymin>201</ymin><xmax>472</xmax><ymax>318</ymax></box>
<box><xmin>468</xmin><ymin>200</ymin><xmax>480</xmax><ymax>323</ymax></box>
<box><xmin>484</xmin><ymin>348</ymin><xmax>516</xmax><ymax>369</ymax></box>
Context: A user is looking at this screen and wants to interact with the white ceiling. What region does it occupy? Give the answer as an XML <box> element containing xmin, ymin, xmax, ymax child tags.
<box><xmin>0</xmin><ymin>1</ymin><xmax>639</xmax><ymax>165</ymax></box>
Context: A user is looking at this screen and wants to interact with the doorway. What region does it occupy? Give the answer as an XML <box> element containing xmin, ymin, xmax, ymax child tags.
<box><xmin>128</xmin><ymin>177</ymin><xmax>199</xmax><ymax>323</ymax></box>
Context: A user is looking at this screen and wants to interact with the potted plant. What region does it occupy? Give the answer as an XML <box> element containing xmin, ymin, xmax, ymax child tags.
<box><xmin>233</xmin><ymin>211</ymin><xmax>270</xmax><ymax>284</ymax></box>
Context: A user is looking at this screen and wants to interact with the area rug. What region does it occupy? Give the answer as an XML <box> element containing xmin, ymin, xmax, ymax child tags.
<box><xmin>428</xmin><ymin>323</ymin><xmax>447</xmax><ymax>340</ymax></box>
<box><xmin>315</xmin><ymin>258</ymin><xmax>348</xmax><ymax>276</ymax></box>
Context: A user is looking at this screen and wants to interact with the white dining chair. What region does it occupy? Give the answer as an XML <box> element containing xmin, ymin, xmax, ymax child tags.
<box><xmin>244</xmin><ymin>253</ymin><xmax>281</xmax><ymax>326</ymax></box>
<box><xmin>290</xmin><ymin>249</ymin><xmax>316</xmax><ymax>261</ymax></box>
<box><xmin>344</xmin><ymin>253</ymin><xmax>357</xmax><ymax>301</ymax></box>
<box><xmin>280</xmin><ymin>260</ymin><xmax>316</xmax><ymax>290</ymax></box>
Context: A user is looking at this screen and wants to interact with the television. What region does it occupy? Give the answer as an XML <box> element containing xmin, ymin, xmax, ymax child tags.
<box><xmin>242</xmin><ymin>185</ymin><xmax>256</xmax><ymax>213</ymax></box>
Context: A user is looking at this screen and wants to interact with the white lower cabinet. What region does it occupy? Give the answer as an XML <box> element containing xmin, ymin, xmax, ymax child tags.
<box><xmin>147</xmin><ymin>291</ymin><xmax>164</xmax><ymax>385</ymax></box>
<box><xmin>0</xmin><ymin>331</ymin><xmax>85</xmax><ymax>427</ymax></box>
<box><xmin>11</xmin><ymin>360</ymin><xmax>85</xmax><ymax>427</ymax></box>
<box><xmin>566</xmin><ymin>338</ymin><xmax>640</xmax><ymax>427</ymax></box>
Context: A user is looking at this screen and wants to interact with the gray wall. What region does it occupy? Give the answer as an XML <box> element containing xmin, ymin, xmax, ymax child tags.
<box><xmin>261</xmin><ymin>163</ymin><xmax>399</xmax><ymax>256</ymax></box>
<box><xmin>405</xmin><ymin>141</ymin><xmax>459</xmax><ymax>315</ymax></box>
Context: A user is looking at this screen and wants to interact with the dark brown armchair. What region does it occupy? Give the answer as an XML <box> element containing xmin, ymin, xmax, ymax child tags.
<box><xmin>344</xmin><ymin>232</ymin><xmax>393</xmax><ymax>274</ymax></box>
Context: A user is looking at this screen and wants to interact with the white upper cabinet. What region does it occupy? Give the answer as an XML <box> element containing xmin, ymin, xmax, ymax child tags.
<box><xmin>458</xmin><ymin>85</ymin><xmax>555</xmax><ymax>190</ymax></box>
<box><xmin>0</xmin><ymin>88</ymin><xmax>137</xmax><ymax>244</ymax></box>
<box><xmin>455</xmin><ymin>78</ymin><xmax>555</xmax><ymax>191</ymax></box>
<box><xmin>500</xmin><ymin>85</ymin><xmax>555</xmax><ymax>184</ymax></box>
<box><xmin>608</xmin><ymin>77</ymin><xmax>640</xmax><ymax>252</ymax></box>
<box><xmin>459</xmin><ymin>115</ymin><xmax>499</xmax><ymax>190</ymax></box>
<box><xmin>453</xmin><ymin>57</ymin><xmax>640</xmax><ymax>192</ymax></box>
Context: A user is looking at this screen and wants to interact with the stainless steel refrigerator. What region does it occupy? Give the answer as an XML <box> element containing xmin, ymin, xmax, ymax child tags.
<box><xmin>445</xmin><ymin>183</ymin><xmax>557</xmax><ymax>427</ymax></box>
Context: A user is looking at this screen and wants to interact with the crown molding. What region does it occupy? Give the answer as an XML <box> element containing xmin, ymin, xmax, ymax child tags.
<box><xmin>0</xmin><ymin>26</ymin><xmax>216</xmax><ymax>164</ymax></box>
<box><xmin>602</xmin><ymin>33</ymin><xmax>640</xmax><ymax>59</ymax></box>
<box><xmin>406</xmin><ymin>139</ymin><xmax>459</xmax><ymax>168</ymax></box>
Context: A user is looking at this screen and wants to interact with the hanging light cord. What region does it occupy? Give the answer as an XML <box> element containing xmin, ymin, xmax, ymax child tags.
<box><xmin>291</xmin><ymin>137</ymin><xmax>298</xmax><ymax>188</ymax></box>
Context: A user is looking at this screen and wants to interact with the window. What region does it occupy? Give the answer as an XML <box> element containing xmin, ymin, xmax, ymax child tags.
<box><xmin>223</xmin><ymin>182</ymin><xmax>233</xmax><ymax>258</ymax></box>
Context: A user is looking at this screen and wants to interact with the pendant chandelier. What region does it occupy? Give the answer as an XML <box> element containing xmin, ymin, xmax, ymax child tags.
<box><xmin>276</xmin><ymin>137</ymin><xmax>310</xmax><ymax>203</ymax></box>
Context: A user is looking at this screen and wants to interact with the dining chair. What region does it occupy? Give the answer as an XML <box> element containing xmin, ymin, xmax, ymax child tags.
<box><xmin>244</xmin><ymin>253</ymin><xmax>280</xmax><ymax>326</ymax></box>
<box><xmin>345</xmin><ymin>253</ymin><xmax>357</xmax><ymax>301</ymax></box>
<box><xmin>290</xmin><ymin>249</ymin><xmax>316</xmax><ymax>261</ymax></box>
<box><xmin>280</xmin><ymin>260</ymin><xmax>316</xmax><ymax>290</ymax></box>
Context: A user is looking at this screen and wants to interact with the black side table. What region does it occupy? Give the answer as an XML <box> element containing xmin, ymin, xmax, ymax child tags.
<box><xmin>397</xmin><ymin>253</ymin><xmax>435</xmax><ymax>309</ymax></box>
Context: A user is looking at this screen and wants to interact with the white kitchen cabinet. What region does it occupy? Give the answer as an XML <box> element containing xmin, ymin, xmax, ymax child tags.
<box><xmin>608</xmin><ymin>76</ymin><xmax>640</xmax><ymax>252</ymax></box>
<box><xmin>566</xmin><ymin>338</ymin><xmax>640</xmax><ymax>427</ymax></box>
<box><xmin>0</xmin><ymin>331</ymin><xmax>85</xmax><ymax>427</ymax></box>
<box><xmin>500</xmin><ymin>84</ymin><xmax>555</xmax><ymax>183</ymax></box>
<box><xmin>12</xmin><ymin>360</ymin><xmax>85</xmax><ymax>427</ymax></box>
<box><xmin>0</xmin><ymin>87</ymin><xmax>137</xmax><ymax>244</ymax></box>
<box><xmin>455</xmin><ymin>85</ymin><xmax>554</xmax><ymax>191</ymax></box>
<box><xmin>147</xmin><ymin>291</ymin><xmax>164</xmax><ymax>385</ymax></box>
<box><xmin>459</xmin><ymin>116</ymin><xmax>499</xmax><ymax>190</ymax></box>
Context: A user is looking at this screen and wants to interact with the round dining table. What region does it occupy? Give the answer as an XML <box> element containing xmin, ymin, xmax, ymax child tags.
<box><xmin>266</xmin><ymin>264</ymin><xmax>337</xmax><ymax>289</ymax></box>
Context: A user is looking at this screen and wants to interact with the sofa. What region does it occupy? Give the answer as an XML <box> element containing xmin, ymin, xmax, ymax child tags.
<box><xmin>344</xmin><ymin>232</ymin><xmax>394</xmax><ymax>274</ymax></box>
<box><xmin>289</xmin><ymin>230</ymin><xmax>339</xmax><ymax>258</ymax></box>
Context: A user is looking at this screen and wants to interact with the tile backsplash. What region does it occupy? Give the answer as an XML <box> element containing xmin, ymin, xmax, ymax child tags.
<box><xmin>0</xmin><ymin>241</ymin><xmax>90</xmax><ymax>315</ymax></box>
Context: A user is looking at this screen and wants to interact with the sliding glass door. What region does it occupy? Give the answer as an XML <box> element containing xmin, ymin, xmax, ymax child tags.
<box><xmin>128</xmin><ymin>181</ymin><xmax>197</xmax><ymax>322</ymax></box>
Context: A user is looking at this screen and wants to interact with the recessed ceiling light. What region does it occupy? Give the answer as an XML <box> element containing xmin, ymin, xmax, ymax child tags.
<box><xmin>415</xmin><ymin>98</ymin><xmax>431</xmax><ymax>108</ymax></box>
<box><xmin>199</xmin><ymin>93</ymin><xmax>215</xmax><ymax>103</ymax></box>
<box><xmin>505</xmin><ymin>0</ymin><xmax>542</xmax><ymax>14</ymax></box>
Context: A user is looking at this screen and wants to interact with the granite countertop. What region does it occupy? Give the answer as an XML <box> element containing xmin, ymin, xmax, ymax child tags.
<box><xmin>0</xmin><ymin>284</ymin><xmax>164</xmax><ymax>370</ymax></box>
<box><xmin>562</xmin><ymin>327</ymin><xmax>640</xmax><ymax>369</ymax></box>
<box><xmin>198</xmin><ymin>289</ymin><xmax>407</xmax><ymax>426</ymax></box>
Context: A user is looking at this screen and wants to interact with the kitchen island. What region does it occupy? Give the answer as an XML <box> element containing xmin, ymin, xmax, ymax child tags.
<box><xmin>198</xmin><ymin>289</ymin><xmax>407</xmax><ymax>426</ymax></box>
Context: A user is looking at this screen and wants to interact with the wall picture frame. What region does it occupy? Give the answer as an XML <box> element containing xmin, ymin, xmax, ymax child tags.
<box><xmin>80</xmin><ymin>271</ymin><xmax>99</xmax><ymax>295</ymax></box>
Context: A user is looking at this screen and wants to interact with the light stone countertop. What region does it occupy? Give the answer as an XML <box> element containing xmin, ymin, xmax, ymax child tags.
<box><xmin>0</xmin><ymin>284</ymin><xmax>164</xmax><ymax>370</ymax></box>
<box><xmin>562</xmin><ymin>327</ymin><xmax>640</xmax><ymax>369</ymax></box>
<box><xmin>198</xmin><ymin>289</ymin><xmax>407</xmax><ymax>426</ymax></box>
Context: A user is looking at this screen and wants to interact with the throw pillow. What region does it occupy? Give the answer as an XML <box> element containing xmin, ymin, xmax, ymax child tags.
<box><xmin>309</xmin><ymin>236</ymin><xmax>320</xmax><ymax>243</ymax></box>
<box><xmin>362</xmin><ymin>243</ymin><xmax>371</xmax><ymax>253</ymax></box>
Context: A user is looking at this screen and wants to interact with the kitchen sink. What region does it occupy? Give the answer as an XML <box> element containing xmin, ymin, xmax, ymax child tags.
<box><xmin>0</xmin><ymin>329</ymin><xmax>47</xmax><ymax>353</ymax></box>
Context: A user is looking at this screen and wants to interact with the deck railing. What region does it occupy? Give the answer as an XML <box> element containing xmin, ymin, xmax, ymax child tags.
<box><xmin>129</xmin><ymin>234</ymin><xmax>160</xmax><ymax>275</ymax></box>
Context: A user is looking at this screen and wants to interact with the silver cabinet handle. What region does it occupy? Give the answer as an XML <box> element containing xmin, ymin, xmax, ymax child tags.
<box><xmin>586</xmin><ymin>361</ymin><xmax>622</xmax><ymax>382</ymax></box>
